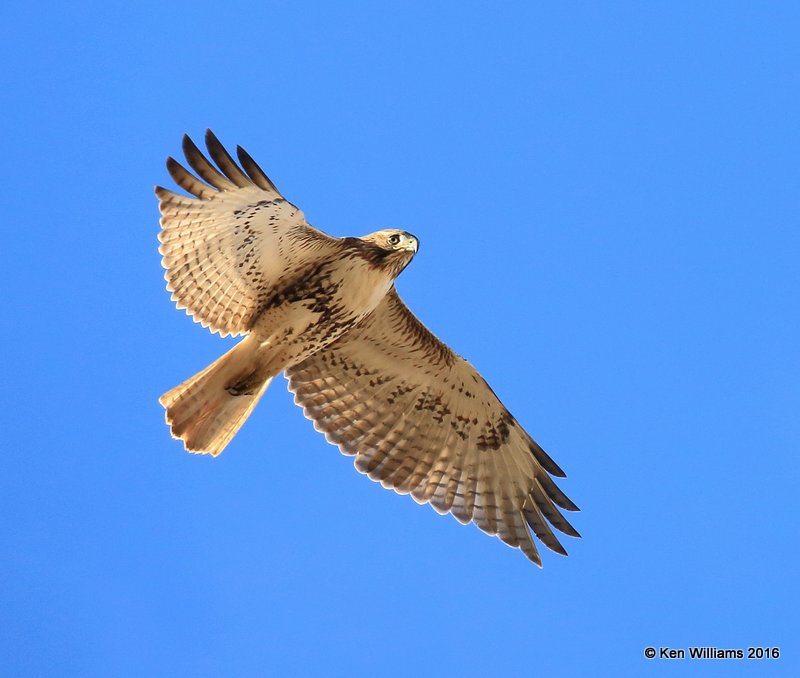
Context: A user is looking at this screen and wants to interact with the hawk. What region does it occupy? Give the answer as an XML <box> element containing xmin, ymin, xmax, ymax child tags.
<box><xmin>157</xmin><ymin>130</ymin><xmax>580</xmax><ymax>565</ymax></box>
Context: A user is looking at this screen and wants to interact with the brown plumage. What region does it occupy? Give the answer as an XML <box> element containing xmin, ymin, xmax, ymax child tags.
<box><xmin>157</xmin><ymin>130</ymin><xmax>579</xmax><ymax>565</ymax></box>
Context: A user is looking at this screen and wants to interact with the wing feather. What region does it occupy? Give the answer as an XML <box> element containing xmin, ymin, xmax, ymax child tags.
<box><xmin>182</xmin><ymin>134</ymin><xmax>238</xmax><ymax>191</ymax></box>
<box><xmin>166</xmin><ymin>157</ymin><xmax>215</xmax><ymax>199</ymax></box>
<box><xmin>237</xmin><ymin>144</ymin><xmax>281</xmax><ymax>192</ymax></box>
<box><xmin>286</xmin><ymin>290</ymin><xmax>580</xmax><ymax>565</ymax></box>
<box><xmin>204</xmin><ymin>129</ymin><xmax>251</xmax><ymax>187</ymax></box>
<box><xmin>157</xmin><ymin>130</ymin><xmax>342</xmax><ymax>336</ymax></box>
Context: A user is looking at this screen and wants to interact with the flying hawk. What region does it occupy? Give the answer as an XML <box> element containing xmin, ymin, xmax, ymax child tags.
<box><xmin>157</xmin><ymin>130</ymin><xmax>579</xmax><ymax>565</ymax></box>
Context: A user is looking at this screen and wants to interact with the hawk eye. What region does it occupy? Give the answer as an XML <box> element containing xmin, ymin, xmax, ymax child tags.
<box><xmin>388</xmin><ymin>234</ymin><xmax>401</xmax><ymax>246</ymax></box>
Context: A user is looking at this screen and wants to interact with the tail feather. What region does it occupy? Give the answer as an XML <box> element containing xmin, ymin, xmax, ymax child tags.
<box><xmin>160</xmin><ymin>337</ymin><xmax>272</xmax><ymax>456</ymax></box>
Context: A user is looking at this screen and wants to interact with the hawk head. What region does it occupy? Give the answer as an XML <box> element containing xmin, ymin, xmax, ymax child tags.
<box><xmin>359</xmin><ymin>229</ymin><xmax>419</xmax><ymax>278</ymax></box>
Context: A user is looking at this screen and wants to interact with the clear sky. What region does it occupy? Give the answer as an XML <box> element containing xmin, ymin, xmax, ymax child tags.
<box><xmin>1</xmin><ymin>2</ymin><xmax>797</xmax><ymax>676</ymax></box>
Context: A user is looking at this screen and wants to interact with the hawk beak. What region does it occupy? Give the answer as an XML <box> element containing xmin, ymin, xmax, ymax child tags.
<box><xmin>405</xmin><ymin>238</ymin><xmax>418</xmax><ymax>253</ymax></box>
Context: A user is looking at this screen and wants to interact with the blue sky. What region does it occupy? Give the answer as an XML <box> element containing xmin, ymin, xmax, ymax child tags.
<box><xmin>1</xmin><ymin>2</ymin><xmax>798</xmax><ymax>676</ymax></box>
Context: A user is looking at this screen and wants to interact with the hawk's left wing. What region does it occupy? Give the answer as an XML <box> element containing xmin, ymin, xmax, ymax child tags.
<box><xmin>157</xmin><ymin>130</ymin><xmax>342</xmax><ymax>337</ymax></box>
<box><xmin>286</xmin><ymin>290</ymin><xmax>579</xmax><ymax>565</ymax></box>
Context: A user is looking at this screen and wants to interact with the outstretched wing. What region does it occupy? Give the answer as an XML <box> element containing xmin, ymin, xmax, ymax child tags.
<box><xmin>286</xmin><ymin>290</ymin><xmax>580</xmax><ymax>565</ymax></box>
<box><xmin>157</xmin><ymin>130</ymin><xmax>342</xmax><ymax>337</ymax></box>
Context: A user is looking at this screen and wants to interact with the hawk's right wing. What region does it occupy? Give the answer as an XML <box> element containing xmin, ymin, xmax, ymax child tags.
<box><xmin>157</xmin><ymin>130</ymin><xmax>342</xmax><ymax>337</ymax></box>
<box><xmin>287</xmin><ymin>290</ymin><xmax>580</xmax><ymax>565</ymax></box>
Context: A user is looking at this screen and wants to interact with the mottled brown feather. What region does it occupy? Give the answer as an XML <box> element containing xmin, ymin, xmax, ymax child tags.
<box><xmin>157</xmin><ymin>131</ymin><xmax>341</xmax><ymax>336</ymax></box>
<box><xmin>287</xmin><ymin>290</ymin><xmax>580</xmax><ymax>565</ymax></box>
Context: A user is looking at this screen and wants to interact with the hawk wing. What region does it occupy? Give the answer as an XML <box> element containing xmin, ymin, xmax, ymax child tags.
<box><xmin>157</xmin><ymin>130</ymin><xmax>341</xmax><ymax>337</ymax></box>
<box><xmin>286</xmin><ymin>290</ymin><xmax>580</xmax><ymax>565</ymax></box>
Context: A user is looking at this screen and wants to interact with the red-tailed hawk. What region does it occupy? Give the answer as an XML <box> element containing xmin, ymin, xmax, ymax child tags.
<box><xmin>158</xmin><ymin>130</ymin><xmax>579</xmax><ymax>565</ymax></box>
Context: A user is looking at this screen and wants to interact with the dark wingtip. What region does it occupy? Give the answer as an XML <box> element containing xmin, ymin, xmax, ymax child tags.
<box><xmin>546</xmin><ymin>457</ymin><xmax>567</xmax><ymax>478</ymax></box>
<box><xmin>521</xmin><ymin>543</ymin><xmax>543</xmax><ymax>567</ymax></box>
<box><xmin>202</xmin><ymin>129</ymin><xmax>250</xmax><ymax>187</ymax></box>
<box><xmin>236</xmin><ymin>143</ymin><xmax>280</xmax><ymax>192</ymax></box>
<box><xmin>181</xmin><ymin>133</ymin><xmax>199</xmax><ymax>156</ymax></box>
<box><xmin>529</xmin><ymin>440</ymin><xmax>567</xmax><ymax>478</ymax></box>
<box><xmin>165</xmin><ymin>155</ymin><xmax>181</xmax><ymax>173</ymax></box>
<box><xmin>204</xmin><ymin>128</ymin><xmax>220</xmax><ymax>146</ymax></box>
